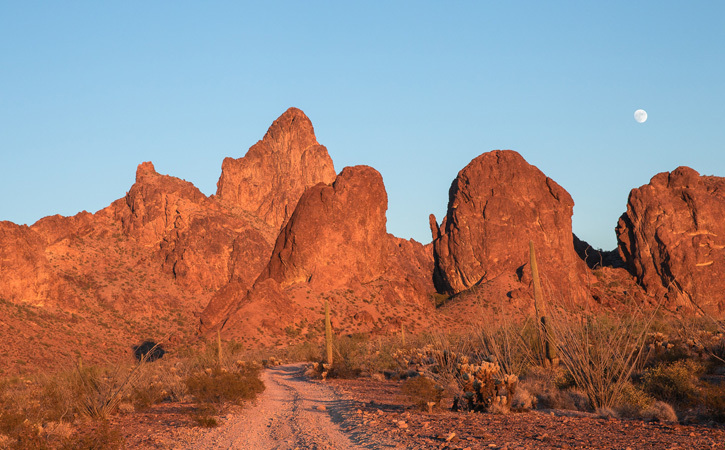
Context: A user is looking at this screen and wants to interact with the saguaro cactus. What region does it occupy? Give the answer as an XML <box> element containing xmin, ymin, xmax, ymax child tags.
<box><xmin>217</xmin><ymin>329</ymin><xmax>224</xmax><ymax>367</ymax></box>
<box><xmin>324</xmin><ymin>300</ymin><xmax>333</xmax><ymax>366</ymax></box>
<box><xmin>529</xmin><ymin>241</ymin><xmax>558</xmax><ymax>365</ymax></box>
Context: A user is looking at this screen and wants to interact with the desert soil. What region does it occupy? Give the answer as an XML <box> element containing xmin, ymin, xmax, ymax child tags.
<box><xmin>119</xmin><ymin>363</ymin><xmax>725</xmax><ymax>449</ymax></box>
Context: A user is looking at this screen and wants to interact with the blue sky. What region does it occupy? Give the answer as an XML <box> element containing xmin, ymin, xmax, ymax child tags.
<box><xmin>2</xmin><ymin>2</ymin><xmax>723</xmax><ymax>250</ymax></box>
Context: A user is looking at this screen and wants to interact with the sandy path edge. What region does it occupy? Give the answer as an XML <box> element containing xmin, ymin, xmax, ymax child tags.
<box><xmin>186</xmin><ymin>363</ymin><xmax>396</xmax><ymax>450</ymax></box>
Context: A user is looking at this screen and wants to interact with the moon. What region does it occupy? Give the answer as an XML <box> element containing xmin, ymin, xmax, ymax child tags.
<box><xmin>634</xmin><ymin>109</ymin><xmax>648</xmax><ymax>123</ymax></box>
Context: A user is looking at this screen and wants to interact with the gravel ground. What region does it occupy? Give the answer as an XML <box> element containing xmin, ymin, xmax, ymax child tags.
<box><xmin>119</xmin><ymin>364</ymin><xmax>725</xmax><ymax>449</ymax></box>
<box><xmin>187</xmin><ymin>363</ymin><xmax>398</xmax><ymax>449</ymax></box>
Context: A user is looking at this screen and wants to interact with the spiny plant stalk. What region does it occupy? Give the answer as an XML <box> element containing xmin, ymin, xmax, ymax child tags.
<box><xmin>401</xmin><ymin>323</ymin><xmax>406</xmax><ymax>347</ymax></box>
<box><xmin>324</xmin><ymin>300</ymin><xmax>333</xmax><ymax>366</ymax></box>
<box><xmin>217</xmin><ymin>328</ymin><xmax>223</xmax><ymax>367</ymax></box>
<box><xmin>529</xmin><ymin>241</ymin><xmax>557</xmax><ymax>365</ymax></box>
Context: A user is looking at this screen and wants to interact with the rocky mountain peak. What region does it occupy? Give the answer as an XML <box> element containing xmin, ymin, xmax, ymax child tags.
<box><xmin>215</xmin><ymin>108</ymin><xmax>336</xmax><ymax>231</ymax></box>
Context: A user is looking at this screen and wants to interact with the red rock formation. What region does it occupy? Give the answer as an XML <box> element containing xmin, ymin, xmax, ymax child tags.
<box><xmin>262</xmin><ymin>165</ymin><xmax>389</xmax><ymax>289</ymax></box>
<box><xmin>430</xmin><ymin>150</ymin><xmax>589</xmax><ymax>303</ymax></box>
<box><xmin>0</xmin><ymin>108</ymin><xmax>342</xmax><ymax>373</ymax></box>
<box><xmin>0</xmin><ymin>221</ymin><xmax>70</xmax><ymax>306</ymax></box>
<box><xmin>215</xmin><ymin>165</ymin><xmax>436</xmax><ymax>339</ymax></box>
<box><xmin>617</xmin><ymin>167</ymin><xmax>725</xmax><ymax>313</ymax></box>
<box><xmin>32</xmin><ymin>212</ymin><xmax>94</xmax><ymax>245</ymax></box>
<box><xmin>113</xmin><ymin>162</ymin><xmax>274</xmax><ymax>294</ymax></box>
<box><xmin>118</xmin><ymin>161</ymin><xmax>214</xmax><ymax>247</ymax></box>
<box><xmin>259</xmin><ymin>165</ymin><xmax>434</xmax><ymax>301</ymax></box>
<box><xmin>215</xmin><ymin>107</ymin><xmax>337</xmax><ymax>231</ymax></box>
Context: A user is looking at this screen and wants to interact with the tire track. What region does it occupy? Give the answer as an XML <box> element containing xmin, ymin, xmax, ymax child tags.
<box><xmin>189</xmin><ymin>363</ymin><xmax>395</xmax><ymax>449</ymax></box>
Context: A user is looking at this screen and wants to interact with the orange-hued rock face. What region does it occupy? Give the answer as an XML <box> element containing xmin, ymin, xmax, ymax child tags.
<box><xmin>210</xmin><ymin>164</ymin><xmax>437</xmax><ymax>341</ymax></box>
<box><xmin>0</xmin><ymin>221</ymin><xmax>71</xmax><ymax>307</ymax></box>
<box><xmin>617</xmin><ymin>167</ymin><xmax>725</xmax><ymax>313</ymax></box>
<box><xmin>113</xmin><ymin>161</ymin><xmax>274</xmax><ymax>294</ymax></box>
<box><xmin>8</xmin><ymin>105</ymin><xmax>725</xmax><ymax>376</ymax></box>
<box><xmin>430</xmin><ymin>150</ymin><xmax>589</xmax><ymax>303</ymax></box>
<box><xmin>215</xmin><ymin>107</ymin><xmax>337</xmax><ymax>231</ymax></box>
<box><xmin>263</xmin><ymin>165</ymin><xmax>389</xmax><ymax>289</ymax></box>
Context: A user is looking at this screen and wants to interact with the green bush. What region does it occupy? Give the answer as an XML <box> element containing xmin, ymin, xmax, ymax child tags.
<box><xmin>185</xmin><ymin>366</ymin><xmax>264</xmax><ymax>404</ymax></box>
<box><xmin>324</xmin><ymin>334</ymin><xmax>400</xmax><ymax>379</ymax></box>
<box><xmin>616</xmin><ymin>382</ymin><xmax>654</xmax><ymax>417</ymax></box>
<box><xmin>641</xmin><ymin>360</ymin><xmax>703</xmax><ymax>405</ymax></box>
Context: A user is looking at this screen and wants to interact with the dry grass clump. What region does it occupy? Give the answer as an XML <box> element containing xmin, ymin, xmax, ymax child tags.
<box><xmin>401</xmin><ymin>376</ymin><xmax>443</xmax><ymax>411</ymax></box>
<box><xmin>0</xmin><ymin>367</ymin><xmax>128</xmax><ymax>449</ymax></box>
<box><xmin>519</xmin><ymin>366</ymin><xmax>589</xmax><ymax>411</ymax></box>
<box><xmin>0</xmin><ymin>336</ymin><xmax>268</xmax><ymax>446</ymax></box>
<box><xmin>185</xmin><ymin>365</ymin><xmax>264</xmax><ymax>405</ymax></box>
<box><xmin>640</xmin><ymin>400</ymin><xmax>678</xmax><ymax>422</ymax></box>
<box><xmin>641</xmin><ymin>359</ymin><xmax>703</xmax><ymax>406</ymax></box>
<box><xmin>306</xmin><ymin>333</ymin><xmax>409</xmax><ymax>380</ymax></box>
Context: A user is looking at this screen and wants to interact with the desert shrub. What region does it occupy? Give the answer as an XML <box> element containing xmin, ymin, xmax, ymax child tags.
<box><xmin>185</xmin><ymin>366</ymin><xmax>264</xmax><ymax>405</ymax></box>
<box><xmin>58</xmin><ymin>420</ymin><xmax>124</xmax><ymax>450</ymax></box>
<box><xmin>284</xmin><ymin>340</ymin><xmax>322</xmax><ymax>363</ymax></box>
<box><xmin>0</xmin><ymin>407</ymin><xmax>28</xmax><ymax>441</ymax></box>
<box><xmin>641</xmin><ymin>360</ymin><xmax>703</xmax><ymax>405</ymax></box>
<box><xmin>1</xmin><ymin>373</ymin><xmax>81</xmax><ymax>448</ymax></box>
<box><xmin>640</xmin><ymin>401</ymin><xmax>678</xmax><ymax>422</ymax></box>
<box><xmin>615</xmin><ymin>382</ymin><xmax>654</xmax><ymax>417</ymax></box>
<box><xmin>311</xmin><ymin>334</ymin><xmax>402</xmax><ymax>379</ymax></box>
<box><xmin>518</xmin><ymin>366</ymin><xmax>589</xmax><ymax>411</ymax></box>
<box><xmin>395</xmin><ymin>336</ymin><xmax>521</xmax><ymax>413</ymax></box>
<box><xmin>190</xmin><ymin>404</ymin><xmax>219</xmax><ymax>428</ymax></box>
<box><xmin>472</xmin><ymin>319</ymin><xmax>537</xmax><ymax>377</ymax></box>
<box><xmin>510</xmin><ymin>386</ymin><xmax>536</xmax><ymax>409</ymax></box>
<box><xmin>547</xmin><ymin>307</ymin><xmax>654</xmax><ymax>410</ymax></box>
<box><xmin>127</xmin><ymin>358</ymin><xmax>189</xmax><ymax>409</ymax></box>
<box><xmin>328</xmin><ymin>334</ymin><xmax>368</xmax><ymax>378</ymax></box>
<box><xmin>130</xmin><ymin>382</ymin><xmax>166</xmax><ymax>411</ymax></box>
<box><xmin>402</xmin><ymin>376</ymin><xmax>443</xmax><ymax>411</ymax></box>
<box><xmin>701</xmin><ymin>383</ymin><xmax>725</xmax><ymax>423</ymax></box>
<box><xmin>6</xmin><ymin>421</ymin><xmax>51</xmax><ymax>450</ymax></box>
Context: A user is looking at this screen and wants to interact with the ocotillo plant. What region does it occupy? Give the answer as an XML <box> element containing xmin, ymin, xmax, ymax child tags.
<box><xmin>217</xmin><ymin>328</ymin><xmax>224</xmax><ymax>367</ymax></box>
<box><xmin>528</xmin><ymin>241</ymin><xmax>558</xmax><ymax>365</ymax></box>
<box><xmin>324</xmin><ymin>299</ymin><xmax>333</xmax><ymax>366</ymax></box>
<box><xmin>401</xmin><ymin>323</ymin><xmax>406</xmax><ymax>347</ymax></box>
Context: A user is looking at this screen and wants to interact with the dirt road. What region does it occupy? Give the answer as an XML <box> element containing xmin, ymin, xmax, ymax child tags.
<box><xmin>125</xmin><ymin>363</ymin><xmax>725</xmax><ymax>449</ymax></box>
<box><xmin>190</xmin><ymin>363</ymin><xmax>397</xmax><ymax>449</ymax></box>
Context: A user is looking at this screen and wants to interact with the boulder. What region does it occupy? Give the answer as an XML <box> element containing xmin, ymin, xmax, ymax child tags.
<box><xmin>430</xmin><ymin>150</ymin><xmax>589</xmax><ymax>303</ymax></box>
<box><xmin>616</xmin><ymin>166</ymin><xmax>725</xmax><ymax>313</ymax></box>
<box><xmin>262</xmin><ymin>165</ymin><xmax>389</xmax><ymax>289</ymax></box>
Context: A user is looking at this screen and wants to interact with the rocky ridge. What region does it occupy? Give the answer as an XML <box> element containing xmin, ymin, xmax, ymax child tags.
<box><xmin>1</xmin><ymin>107</ymin><xmax>724</xmax><ymax>375</ymax></box>
<box><xmin>207</xmin><ymin>165</ymin><xmax>437</xmax><ymax>343</ymax></box>
<box><xmin>617</xmin><ymin>166</ymin><xmax>725</xmax><ymax>314</ymax></box>
<box><xmin>215</xmin><ymin>107</ymin><xmax>337</xmax><ymax>231</ymax></box>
